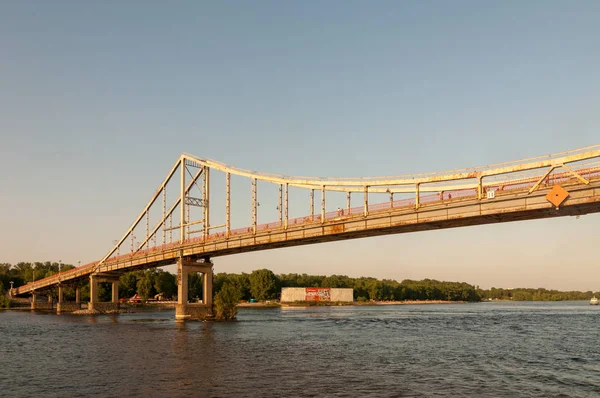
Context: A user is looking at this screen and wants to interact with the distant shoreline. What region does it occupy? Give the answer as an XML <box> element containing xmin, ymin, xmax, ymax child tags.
<box><xmin>369</xmin><ymin>300</ymin><xmax>464</xmax><ymax>305</ymax></box>
<box><xmin>239</xmin><ymin>300</ymin><xmax>465</xmax><ymax>307</ymax></box>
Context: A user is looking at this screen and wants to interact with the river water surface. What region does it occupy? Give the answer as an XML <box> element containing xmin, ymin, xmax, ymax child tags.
<box><xmin>1</xmin><ymin>302</ymin><xmax>600</xmax><ymax>397</ymax></box>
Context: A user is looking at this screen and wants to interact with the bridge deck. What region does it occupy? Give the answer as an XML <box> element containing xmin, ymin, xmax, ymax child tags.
<box><xmin>14</xmin><ymin>169</ymin><xmax>600</xmax><ymax>296</ymax></box>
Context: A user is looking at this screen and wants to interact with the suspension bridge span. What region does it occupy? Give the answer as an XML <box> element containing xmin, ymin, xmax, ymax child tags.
<box><xmin>11</xmin><ymin>145</ymin><xmax>600</xmax><ymax>320</ymax></box>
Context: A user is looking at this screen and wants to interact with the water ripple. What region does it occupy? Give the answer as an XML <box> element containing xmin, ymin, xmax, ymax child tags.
<box><xmin>2</xmin><ymin>302</ymin><xmax>600</xmax><ymax>397</ymax></box>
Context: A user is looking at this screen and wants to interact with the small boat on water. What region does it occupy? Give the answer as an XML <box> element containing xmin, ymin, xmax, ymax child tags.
<box><xmin>590</xmin><ymin>296</ymin><xmax>599</xmax><ymax>305</ymax></box>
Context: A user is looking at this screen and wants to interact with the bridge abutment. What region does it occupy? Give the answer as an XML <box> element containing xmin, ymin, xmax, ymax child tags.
<box><xmin>175</xmin><ymin>258</ymin><xmax>213</xmax><ymax>321</ymax></box>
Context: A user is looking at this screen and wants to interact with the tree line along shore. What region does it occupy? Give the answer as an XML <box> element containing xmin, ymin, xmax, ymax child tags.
<box><xmin>2</xmin><ymin>262</ymin><xmax>598</xmax><ymax>310</ymax></box>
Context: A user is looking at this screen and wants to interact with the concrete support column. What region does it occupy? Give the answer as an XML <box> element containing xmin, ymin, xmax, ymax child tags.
<box><xmin>75</xmin><ymin>287</ymin><xmax>80</xmax><ymax>304</ymax></box>
<box><xmin>56</xmin><ymin>285</ymin><xmax>64</xmax><ymax>313</ymax></box>
<box><xmin>48</xmin><ymin>295</ymin><xmax>53</xmax><ymax>303</ymax></box>
<box><xmin>112</xmin><ymin>281</ymin><xmax>119</xmax><ymax>303</ymax></box>
<box><xmin>177</xmin><ymin>258</ymin><xmax>189</xmax><ymax>305</ymax></box>
<box><xmin>31</xmin><ymin>293</ymin><xmax>37</xmax><ymax>310</ymax></box>
<box><xmin>89</xmin><ymin>274</ymin><xmax>98</xmax><ymax>311</ymax></box>
<box><xmin>203</xmin><ymin>268</ymin><xmax>213</xmax><ymax>306</ymax></box>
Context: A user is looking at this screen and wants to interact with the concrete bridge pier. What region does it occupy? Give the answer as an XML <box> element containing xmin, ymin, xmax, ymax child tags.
<box><xmin>30</xmin><ymin>293</ymin><xmax>54</xmax><ymax>311</ymax></box>
<box><xmin>55</xmin><ymin>285</ymin><xmax>81</xmax><ymax>313</ymax></box>
<box><xmin>175</xmin><ymin>258</ymin><xmax>213</xmax><ymax>321</ymax></box>
<box><xmin>112</xmin><ymin>281</ymin><xmax>119</xmax><ymax>304</ymax></box>
<box><xmin>89</xmin><ymin>275</ymin><xmax>97</xmax><ymax>311</ymax></box>
<box><xmin>57</xmin><ymin>286</ymin><xmax>63</xmax><ymax>313</ymax></box>
<box><xmin>88</xmin><ymin>274</ymin><xmax>120</xmax><ymax>313</ymax></box>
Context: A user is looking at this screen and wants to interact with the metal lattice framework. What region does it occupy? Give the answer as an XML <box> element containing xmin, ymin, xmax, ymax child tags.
<box><xmin>12</xmin><ymin>144</ymin><xmax>600</xmax><ymax>296</ymax></box>
<box><xmin>99</xmin><ymin>144</ymin><xmax>600</xmax><ymax>266</ymax></box>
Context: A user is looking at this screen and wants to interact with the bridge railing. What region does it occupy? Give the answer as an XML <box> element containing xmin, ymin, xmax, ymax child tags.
<box><xmin>13</xmin><ymin>261</ymin><xmax>97</xmax><ymax>295</ymax></box>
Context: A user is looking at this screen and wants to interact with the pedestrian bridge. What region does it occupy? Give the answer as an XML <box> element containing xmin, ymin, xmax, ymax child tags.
<box><xmin>12</xmin><ymin>145</ymin><xmax>600</xmax><ymax>320</ymax></box>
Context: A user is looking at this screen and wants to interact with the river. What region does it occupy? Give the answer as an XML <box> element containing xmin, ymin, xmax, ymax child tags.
<box><xmin>1</xmin><ymin>302</ymin><xmax>599</xmax><ymax>397</ymax></box>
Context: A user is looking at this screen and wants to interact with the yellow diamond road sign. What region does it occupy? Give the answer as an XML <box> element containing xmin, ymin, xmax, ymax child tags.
<box><xmin>546</xmin><ymin>185</ymin><xmax>569</xmax><ymax>208</ymax></box>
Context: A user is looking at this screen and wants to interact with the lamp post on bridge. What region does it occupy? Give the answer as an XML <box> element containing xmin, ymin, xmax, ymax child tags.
<box><xmin>59</xmin><ymin>260</ymin><xmax>62</xmax><ymax>274</ymax></box>
<box><xmin>32</xmin><ymin>263</ymin><xmax>36</xmax><ymax>295</ymax></box>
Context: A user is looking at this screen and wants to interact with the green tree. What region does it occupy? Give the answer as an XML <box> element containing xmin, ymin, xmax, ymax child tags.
<box><xmin>249</xmin><ymin>269</ymin><xmax>279</xmax><ymax>301</ymax></box>
<box><xmin>228</xmin><ymin>273</ymin><xmax>251</xmax><ymax>300</ymax></box>
<box><xmin>0</xmin><ymin>284</ymin><xmax>10</xmax><ymax>308</ymax></box>
<box><xmin>213</xmin><ymin>273</ymin><xmax>229</xmax><ymax>294</ymax></box>
<box><xmin>0</xmin><ymin>263</ymin><xmax>10</xmax><ymax>275</ymax></box>
<box><xmin>367</xmin><ymin>280</ymin><xmax>383</xmax><ymax>301</ymax></box>
<box><xmin>98</xmin><ymin>282</ymin><xmax>112</xmax><ymax>302</ymax></box>
<box><xmin>78</xmin><ymin>282</ymin><xmax>91</xmax><ymax>303</ymax></box>
<box><xmin>154</xmin><ymin>270</ymin><xmax>177</xmax><ymax>299</ymax></box>
<box><xmin>188</xmin><ymin>273</ymin><xmax>203</xmax><ymax>301</ymax></box>
<box><xmin>137</xmin><ymin>271</ymin><xmax>156</xmax><ymax>301</ymax></box>
<box><xmin>119</xmin><ymin>272</ymin><xmax>139</xmax><ymax>299</ymax></box>
<box><xmin>353</xmin><ymin>278</ymin><xmax>369</xmax><ymax>300</ymax></box>
<box><xmin>322</xmin><ymin>275</ymin><xmax>350</xmax><ymax>288</ymax></box>
<box><xmin>213</xmin><ymin>281</ymin><xmax>243</xmax><ymax>320</ymax></box>
<box><xmin>513</xmin><ymin>291</ymin><xmax>533</xmax><ymax>301</ymax></box>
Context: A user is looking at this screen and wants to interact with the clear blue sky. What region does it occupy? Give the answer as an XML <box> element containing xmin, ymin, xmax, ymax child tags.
<box><xmin>1</xmin><ymin>1</ymin><xmax>599</xmax><ymax>290</ymax></box>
